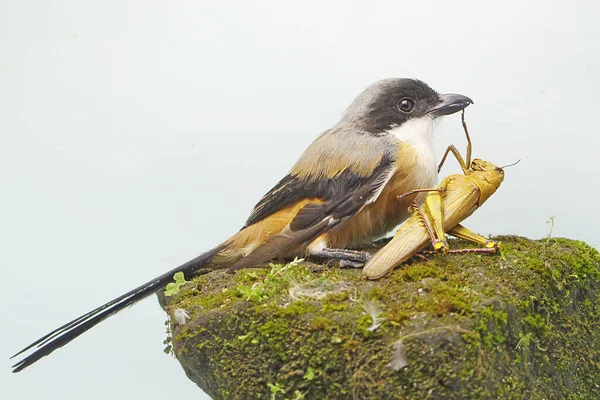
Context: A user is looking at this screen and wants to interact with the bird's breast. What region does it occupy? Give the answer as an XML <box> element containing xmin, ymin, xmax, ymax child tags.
<box><xmin>325</xmin><ymin>142</ymin><xmax>438</xmax><ymax>248</ymax></box>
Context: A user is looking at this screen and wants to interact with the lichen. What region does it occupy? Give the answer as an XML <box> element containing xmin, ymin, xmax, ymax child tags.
<box><xmin>160</xmin><ymin>236</ymin><xmax>600</xmax><ymax>399</ymax></box>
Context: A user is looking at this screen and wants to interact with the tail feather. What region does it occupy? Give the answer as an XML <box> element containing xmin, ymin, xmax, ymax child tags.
<box><xmin>11</xmin><ymin>244</ymin><xmax>226</xmax><ymax>373</ymax></box>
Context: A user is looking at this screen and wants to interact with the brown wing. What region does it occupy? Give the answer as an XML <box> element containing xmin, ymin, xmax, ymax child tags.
<box><xmin>229</xmin><ymin>155</ymin><xmax>395</xmax><ymax>270</ymax></box>
<box><xmin>244</xmin><ymin>126</ymin><xmax>395</xmax><ymax>228</ymax></box>
<box><xmin>244</xmin><ymin>169</ymin><xmax>374</xmax><ymax>228</ymax></box>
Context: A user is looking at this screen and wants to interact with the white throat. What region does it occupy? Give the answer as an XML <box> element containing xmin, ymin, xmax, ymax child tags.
<box><xmin>387</xmin><ymin>117</ymin><xmax>438</xmax><ymax>186</ymax></box>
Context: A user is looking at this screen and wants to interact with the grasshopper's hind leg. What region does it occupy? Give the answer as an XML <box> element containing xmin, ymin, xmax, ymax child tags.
<box><xmin>445</xmin><ymin>224</ymin><xmax>499</xmax><ymax>254</ymax></box>
<box><xmin>409</xmin><ymin>186</ymin><xmax>450</xmax><ymax>254</ymax></box>
<box><xmin>415</xmin><ymin>217</ymin><xmax>499</xmax><ymax>256</ymax></box>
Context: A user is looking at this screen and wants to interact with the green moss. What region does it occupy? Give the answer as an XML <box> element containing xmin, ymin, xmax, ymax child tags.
<box><xmin>163</xmin><ymin>236</ymin><xmax>600</xmax><ymax>399</ymax></box>
<box><xmin>320</xmin><ymin>303</ymin><xmax>349</xmax><ymax>313</ymax></box>
<box><xmin>400</xmin><ymin>262</ymin><xmax>442</xmax><ymax>281</ymax></box>
<box><xmin>281</xmin><ymin>301</ymin><xmax>318</xmax><ymax>316</ymax></box>
<box><xmin>308</xmin><ymin>316</ymin><xmax>336</xmax><ymax>331</ymax></box>
<box><xmin>355</xmin><ymin>315</ymin><xmax>376</xmax><ymax>337</ymax></box>
<box><xmin>474</xmin><ymin>305</ymin><xmax>508</xmax><ymax>347</ymax></box>
<box><xmin>523</xmin><ymin>313</ymin><xmax>545</xmax><ymax>329</ymax></box>
<box><xmin>431</xmin><ymin>283</ymin><xmax>475</xmax><ymax>315</ymax></box>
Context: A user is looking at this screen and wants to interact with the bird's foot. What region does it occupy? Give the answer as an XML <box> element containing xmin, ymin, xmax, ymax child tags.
<box><xmin>311</xmin><ymin>247</ymin><xmax>372</xmax><ymax>268</ymax></box>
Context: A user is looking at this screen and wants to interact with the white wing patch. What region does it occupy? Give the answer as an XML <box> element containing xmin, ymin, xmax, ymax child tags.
<box><xmin>366</xmin><ymin>165</ymin><xmax>397</xmax><ymax>205</ymax></box>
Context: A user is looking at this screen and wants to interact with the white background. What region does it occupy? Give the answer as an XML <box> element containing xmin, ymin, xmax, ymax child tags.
<box><xmin>2</xmin><ymin>1</ymin><xmax>598</xmax><ymax>399</ymax></box>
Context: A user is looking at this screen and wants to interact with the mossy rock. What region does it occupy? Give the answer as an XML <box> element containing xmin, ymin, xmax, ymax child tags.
<box><xmin>159</xmin><ymin>236</ymin><xmax>600</xmax><ymax>400</ymax></box>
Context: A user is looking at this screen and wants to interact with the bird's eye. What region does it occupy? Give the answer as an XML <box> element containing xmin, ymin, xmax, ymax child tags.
<box><xmin>397</xmin><ymin>98</ymin><xmax>416</xmax><ymax>114</ymax></box>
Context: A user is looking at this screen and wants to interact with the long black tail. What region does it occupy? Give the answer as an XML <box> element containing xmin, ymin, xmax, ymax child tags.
<box><xmin>11</xmin><ymin>244</ymin><xmax>226</xmax><ymax>373</ymax></box>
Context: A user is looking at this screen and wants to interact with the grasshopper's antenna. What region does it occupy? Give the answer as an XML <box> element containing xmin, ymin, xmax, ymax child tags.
<box><xmin>500</xmin><ymin>159</ymin><xmax>521</xmax><ymax>169</ymax></box>
<box><xmin>461</xmin><ymin>110</ymin><xmax>472</xmax><ymax>167</ymax></box>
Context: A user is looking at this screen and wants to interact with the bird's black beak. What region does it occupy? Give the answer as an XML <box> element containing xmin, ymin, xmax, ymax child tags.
<box><xmin>427</xmin><ymin>93</ymin><xmax>473</xmax><ymax>117</ymax></box>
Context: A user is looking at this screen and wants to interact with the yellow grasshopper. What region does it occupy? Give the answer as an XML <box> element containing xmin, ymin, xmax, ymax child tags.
<box><xmin>363</xmin><ymin>112</ymin><xmax>507</xmax><ymax>279</ymax></box>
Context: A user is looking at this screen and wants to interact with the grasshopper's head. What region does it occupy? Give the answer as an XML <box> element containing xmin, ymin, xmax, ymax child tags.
<box><xmin>469</xmin><ymin>159</ymin><xmax>504</xmax><ymax>204</ymax></box>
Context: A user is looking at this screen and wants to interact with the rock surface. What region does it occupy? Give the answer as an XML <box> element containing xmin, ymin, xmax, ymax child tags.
<box><xmin>159</xmin><ymin>236</ymin><xmax>600</xmax><ymax>399</ymax></box>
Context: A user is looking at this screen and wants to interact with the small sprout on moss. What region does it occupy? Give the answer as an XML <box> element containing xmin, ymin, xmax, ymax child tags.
<box><xmin>267</xmin><ymin>382</ymin><xmax>285</xmax><ymax>399</ymax></box>
<box><xmin>303</xmin><ymin>366</ymin><xmax>321</xmax><ymax>381</ymax></box>
<box><xmin>236</xmin><ymin>258</ymin><xmax>305</xmax><ymax>302</ymax></box>
<box><xmin>303</xmin><ymin>367</ymin><xmax>315</xmax><ymax>381</ymax></box>
<box><xmin>291</xmin><ymin>390</ymin><xmax>306</xmax><ymax>400</ymax></box>
<box><xmin>163</xmin><ymin>319</ymin><xmax>173</xmax><ymax>356</ymax></box>
<box><xmin>173</xmin><ymin>308</ymin><xmax>190</xmax><ymax>325</ymax></box>
<box><xmin>388</xmin><ymin>339</ymin><xmax>408</xmax><ymax>371</ymax></box>
<box><xmin>245</xmin><ymin>271</ymin><xmax>258</xmax><ymax>280</ymax></box>
<box><xmin>163</xmin><ymin>340</ymin><xmax>172</xmax><ymax>355</ymax></box>
<box><xmin>237</xmin><ymin>282</ymin><xmax>267</xmax><ymax>301</ymax></box>
<box><xmin>330</xmin><ymin>336</ymin><xmax>342</xmax><ymax>344</ymax></box>
<box><xmin>270</xmin><ymin>257</ymin><xmax>304</xmax><ymax>276</ymax></box>
<box><xmin>514</xmin><ymin>354</ymin><xmax>522</xmax><ymax>365</ymax></box>
<box><xmin>237</xmin><ymin>334</ymin><xmax>259</xmax><ymax>344</ymax></box>
<box><xmin>363</xmin><ymin>299</ymin><xmax>385</xmax><ymax>332</ymax></box>
<box><xmin>287</xmin><ymin>257</ymin><xmax>305</xmax><ymax>268</ymax></box>
<box><xmin>164</xmin><ymin>272</ymin><xmax>191</xmax><ymax>296</ymax></box>
<box><xmin>545</xmin><ymin>216</ymin><xmax>556</xmax><ymax>244</ymax></box>
<box><xmin>515</xmin><ymin>332</ymin><xmax>532</xmax><ymax>349</ymax></box>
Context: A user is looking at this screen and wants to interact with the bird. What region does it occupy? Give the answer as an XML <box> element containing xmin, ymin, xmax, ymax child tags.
<box><xmin>11</xmin><ymin>78</ymin><xmax>472</xmax><ymax>372</ymax></box>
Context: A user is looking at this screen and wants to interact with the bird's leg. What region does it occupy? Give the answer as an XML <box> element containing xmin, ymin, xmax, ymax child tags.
<box><xmin>311</xmin><ymin>248</ymin><xmax>372</xmax><ymax>269</ymax></box>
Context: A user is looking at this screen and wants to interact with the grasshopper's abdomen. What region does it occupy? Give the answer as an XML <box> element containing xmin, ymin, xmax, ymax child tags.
<box><xmin>363</xmin><ymin>174</ymin><xmax>480</xmax><ymax>279</ymax></box>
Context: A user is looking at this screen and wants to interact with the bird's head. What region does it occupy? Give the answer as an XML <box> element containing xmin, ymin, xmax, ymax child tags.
<box><xmin>343</xmin><ymin>78</ymin><xmax>473</xmax><ymax>135</ymax></box>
